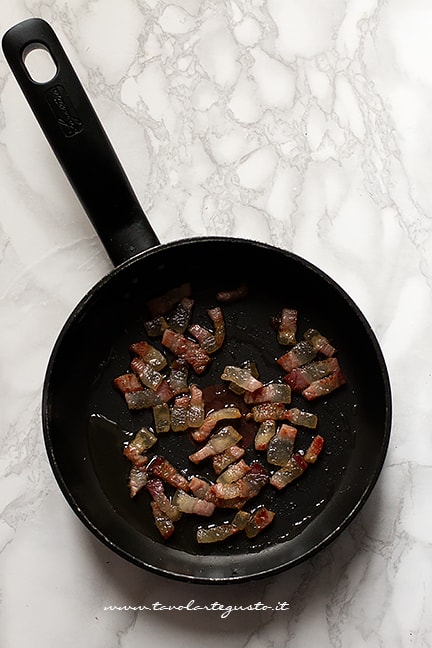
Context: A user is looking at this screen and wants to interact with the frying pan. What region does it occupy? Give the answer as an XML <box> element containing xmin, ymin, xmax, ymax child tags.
<box><xmin>2</xmin><ymin>18</ymin><xmax>391</xmax><ymax>583</ymax></box>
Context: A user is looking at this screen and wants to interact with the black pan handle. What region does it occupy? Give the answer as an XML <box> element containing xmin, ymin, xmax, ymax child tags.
<box><xmin>2</xmin><ymin>18</ymin><xmax>160</xmax><ymax>266</ymax></box>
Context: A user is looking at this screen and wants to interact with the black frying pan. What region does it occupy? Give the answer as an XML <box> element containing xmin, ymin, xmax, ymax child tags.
<box><xmin>2</xmin><ymin>18</ymin><xmax>391</xmax><ymax>583</ymax></box>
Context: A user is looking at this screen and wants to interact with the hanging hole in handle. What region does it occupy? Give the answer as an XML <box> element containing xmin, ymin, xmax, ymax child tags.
<box><xmin>23</xmin><ymin>43</ymin><xmax>58</xmax><ymax>83</ymax></box>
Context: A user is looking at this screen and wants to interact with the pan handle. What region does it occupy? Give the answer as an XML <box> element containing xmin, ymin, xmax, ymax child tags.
<box><xmin>2</xmin><ymin>18</ymin><xmax>161</xmax><ymax>266</ymax></box>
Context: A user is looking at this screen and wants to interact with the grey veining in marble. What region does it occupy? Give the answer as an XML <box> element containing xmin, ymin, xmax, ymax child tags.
<box><xmin>1</xmin><ymin>1</ymin><xmax>432</xmax><ymax>646</ymax></box>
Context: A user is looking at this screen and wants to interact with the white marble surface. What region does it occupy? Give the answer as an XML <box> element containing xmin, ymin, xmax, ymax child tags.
<box><xmin>1</xmin><ymin>1</ymin><xmax>432</xmax><ymax>646</ymax></box>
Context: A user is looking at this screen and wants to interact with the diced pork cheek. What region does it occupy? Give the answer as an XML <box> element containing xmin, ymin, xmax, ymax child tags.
<box><xmin>117</xmin><ymin>294</ymin><xmax>345</xmax><ymax>542</ymax></box>
<box><xmin>161</xmin><ymin>329</ymin><xmax>212</xmax><ymax>375</ymax></box>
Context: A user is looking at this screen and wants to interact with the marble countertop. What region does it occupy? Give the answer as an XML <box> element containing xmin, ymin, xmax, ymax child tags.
<box><xmin>1</xmin><ymin>1</ymin><xmax>431</xmax><ymax>646</ymax></box>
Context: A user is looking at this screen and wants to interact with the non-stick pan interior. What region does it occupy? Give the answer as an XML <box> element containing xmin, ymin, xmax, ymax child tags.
<box><xmin>43</xmin><ymin>237</ymin><xmax>391</xmax><ymax>582</ymax></box>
